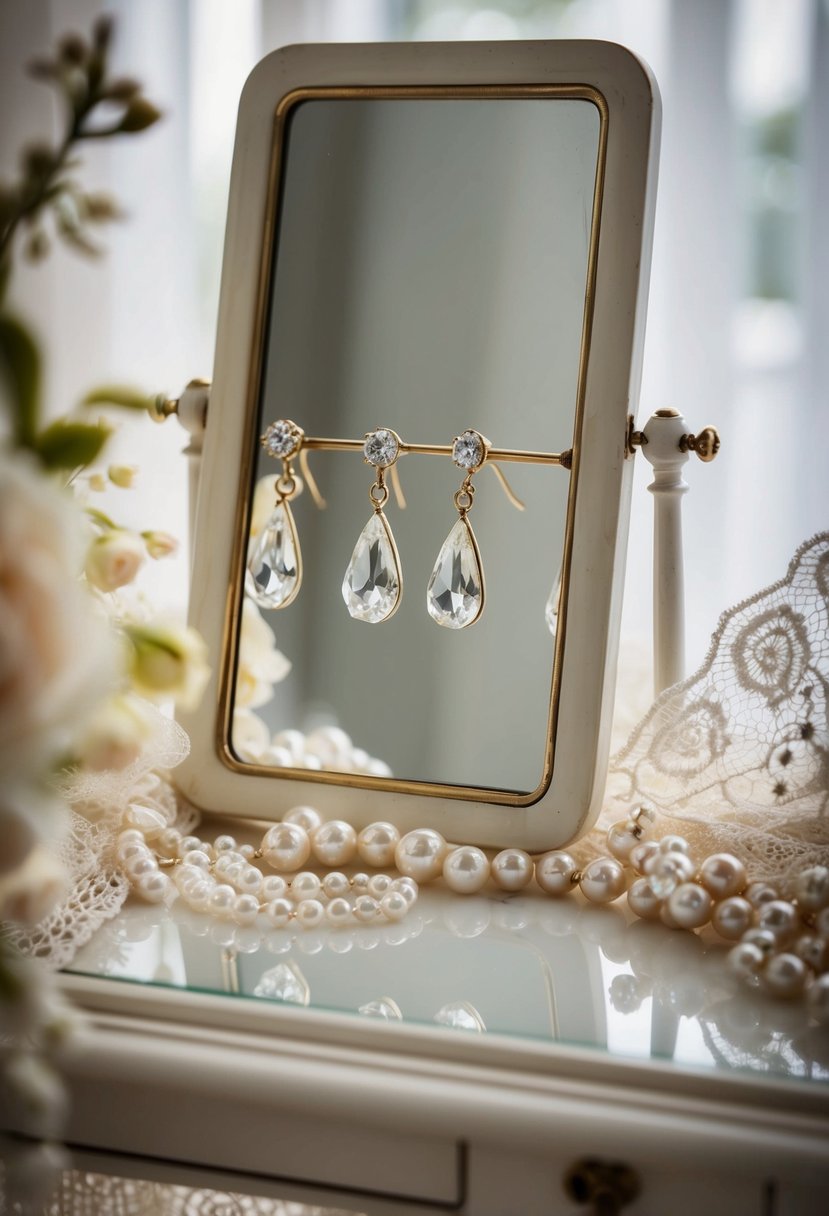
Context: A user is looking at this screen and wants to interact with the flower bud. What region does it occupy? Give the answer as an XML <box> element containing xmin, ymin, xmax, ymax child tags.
<box><xmin>142</xmin><ymin>530</ymin><xmax>178</xmax><ymax>559</ymax></box>
<box><xmin>107</xmin><ymin>464</ymin><xmax>138</xmax><ymax>488</ymax></box>
<box><xmin>125</xmin><ymin>622</ymin><xmax>210</xmax><ymax>710</ymax></box>
<box><xmin>84</xmin><ymin>530</ymin><xmax>145</xmax><ymax>591</ymax></box>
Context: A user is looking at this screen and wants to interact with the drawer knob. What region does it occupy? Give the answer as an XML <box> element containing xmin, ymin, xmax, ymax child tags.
<box><xmin>563</xmin><ymin>1157</ymin><xmax>641</xmax><ymax>1214</ymax></box>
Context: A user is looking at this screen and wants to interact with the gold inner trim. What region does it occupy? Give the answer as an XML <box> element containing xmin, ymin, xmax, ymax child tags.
<box><xmin>217</xmin><ymin>83</ymin><xmax>609</xmax><ymax>809</ymax></box>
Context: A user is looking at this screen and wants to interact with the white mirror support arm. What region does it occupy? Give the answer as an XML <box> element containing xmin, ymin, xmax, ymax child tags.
<box><xmin>152</xmin><ymin>379</ymin><xmax>211</xmax><ymax>562</ymax></box>
<box><xmin>630</xmin><ymin>409</ymin><xmax>720</xmax><ymax>697</ymax></box>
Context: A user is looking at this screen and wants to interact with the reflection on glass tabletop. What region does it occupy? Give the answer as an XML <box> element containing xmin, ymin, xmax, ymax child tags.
<box><xmin>66</xmin><ymin>880</ymin><xmax>829</xmax><ymax>1088</ymax></box>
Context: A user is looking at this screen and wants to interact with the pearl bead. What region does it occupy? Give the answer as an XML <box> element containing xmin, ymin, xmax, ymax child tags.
<box><xmin>646</xmin><ymin>852</ymin><xmax>695</xmax><ymax>898</ymax></box>
<box><xmin>173</xmin><ymin>863</ymin><xmax>203</xmax><ymax>891</ymax></box>
<box><xmin>631</xmin><ymin>805</ymin><xmax>656</xmax><ymax>829</ymax></box>
<box><xmin>238</xmin><ymin>867</ymin><xmax>263</xmax><ymax>895</ymax></box>
<box><xmin>712</xmin><ymin>896</ymin><xmax>754</xmax><ymax>940</ymax></box>
<box><xmin>391</xmin><ymin>877</ymin><xmax>418</xmax><ymax>904</ymax></box>
<box><xmin>743</xmin><ymin>927</ymin><xmax>777</xmax><ymax>955</ymax></box>
<box><xmin>233</xmin><ymin>894</ymin><xmax>260</xmax><ymax>925</ymax></box>
<box><xmin>125</xmin><ymin>804</ymin><xmax>167</xmax><ymax>838</ymax></box>
<box><xmin>491</xmin><ymin>849</ymin><xmax>533</xmax><ymax>892</ymax></box>
<box><xmin>352</xmin><ymin>873</ymin><xmax>370</xmax><ymax>890</ymax></box>
<box><xmin>214</xmin><ymin>835</ymin><xmax>237</xmax><ymax>853</ymax></box>
<box><xmin>807</xmin><ymin>973</ymin><xmax>829</xmax><ymax>1024</ymax></box>
<box><xmin>291</xmin><ymin>872</ymin><xmax>321</xmax><ymax>900</ymax></box>
<box><xmin>627</xmin><ymin>877</ymin><xmax>662</xmax><ymax>920</ymax></box>
<box><xmin>745</xmin><ymin>881</ymin><xmax>778</xmax><ymax>908</ymax></box>
<box><xmin>353</xmin><ymin>895</ymin><xmax>380</xmax><ymax>922</ymax></box>
<box><xmin>179</xmin><ymin>836</ymin><xmax>203</xmax><ymax>855</ymax></box>
<box><xmin>629</xmin><ymin>840</ymin><xmax>660</xmax><ymax>874</ymax></box>
<box><xmin>283</xmin><ymin>805</ymin><xmax>324</xmax><ymax>834</ymax></box>
<box><xmin>311</xmin><ymin>820</ymin><xmax>358</xmax><ymax>867</ymax></box>
<box><xmin>295</xmin><ymin>899</ymin><xmax>325</xmax><ymax>928</ymax></box>
<box><xmin>757</xmin><ymin>899</ymin><xmax>799</xmax><ymax>943</ymax></box>
<box><xmin>185</xmin><ymin>880</ymin><xmax>212</xmax><ymax>911</ymax></box>
<box><xmin>118</xmin><ymin>828</ymin><xmax>145</xmax><ymax>847</ymax></box>
<box><xmin>443</xmin><ymin>846</ymin><xmax>490</xmax><ymax>894</ymax></box>
<box><xmin>761</xmin><ymin>952</ymin><xmax>807</xmax><ymax>999</ymax></box>
<box><xmin>699</xmin><ymin>853</ymin><xmax>746</xmax><ymax>899</ymax></box>
<box><xmin>794</xmin><ymin>933</ymin><xmax>829</xmax><ymax>972</ymax></box>
<box><xmin>322</xmin><ymin>872</ymin><xmax>350</xmax><ymax>898</ymax></box>
<box><xmin>325</xmin><ymin>897</ymin><xmax>353</xmax><ymax>926</ymax></box>
<box><xmin>239</xmin><ymin>844</ymin><xmax>256</xmax><ymax>860</ymax></box>
<box><xmin>118</xmin><ymin>840</ymin><xmax>148</xmax><ymax>864</ymax></box>
<box><xmin>136</xmin><ymin>871</ymin><xmax>172</xmax><ymax>904</ymax></box>
<box><xmin>380</xmin><ymin>891</ymin><xmax>409</xmax><ymax>922</ymax></box>
<box><xmin>817</xmin><ymin>907</ymin><xmax>829</xmax><ymax>937</ymax></box>
<box><xmin>261</xmin><ymin>875</ymin><xmax>287</xmax><ymax>901</ymax></box>
<box><xmin>264</xmin><ymin>898</ymin><xmax>294</xmax><ymax>928</ymax></box>
<box><xmin>579</xmin><ymin>857</ymin><xmax>626</xmax><ymax>904</ymax></box>
<box><xmin>262</xmin><ymin>823</ymin><xmax>311</xmax><ymax>872</ymax></box>
<box><xmin>792</xmin><ymin>865</ymin><xmax>829</xmax><ymax>913</ymax></box>
<box><xmin>368</xmin><ymin>873</ymin><xmax>393</xmax><ymax>898</ymax></box>
<box><xmin>127</xmin><ymin>855</ymin><xmax>157</xmax><ymax>879</ymax></box>
<box><xmin>535</xmin><ymin>851</ymin><xmax>577</xmax><ymax>896</ymax></box>
<box><xmin>728</xmin><ymin>941</ymin><xmax>764</xmax><ymax>980</ymax></box>
<box><xmin>357</xmin><ymin>822</ymin><xmax>400</xmax><ymax>867</ymax></box>
<box><xmin>157</xmin><ymin>828</ymin><xmax>181</xmax><ymax>855</ymax></box>
<box><xmin>667</xmin><ymin>882</ymin><xmax>713</xmax><ymax>930</ymax></box>
<box><xmin>606</xmin><ymin>820</ymin><xmax>643</xmax><ymax>862</ymax></box>
<box><xmin>209</xmin><ymin>884</ymin><xmax>236</xmax><ymax>917</ymax></box>
<box><xmin>184</xmin><ymin>850</ymin><xmax>211</xmax><ymax>871</ymax></box>
<box><xmin>658</xmin><ymin>834</ymin><xmax>690</xmax><ymax>856</ymax></box>
<box><xmin>395</xmin><ymin>829</ymin><xmax>446</xmax><ymax>882</ymax></box>
<box><xmin>223</xmin><ymin>862</ymin><xmax>243</xmax><ymax>886</ymax></box>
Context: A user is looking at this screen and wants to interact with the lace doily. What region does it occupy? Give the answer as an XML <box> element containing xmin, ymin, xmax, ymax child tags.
<box><xmin>8</xmin><ymin>708</ymin><xmax>193</xmax><ymax>969</ymax></box>
<box><xmin>599</xmin><ymin>532</ymin><xmax>829</xmax><ymax>886</ymax></box>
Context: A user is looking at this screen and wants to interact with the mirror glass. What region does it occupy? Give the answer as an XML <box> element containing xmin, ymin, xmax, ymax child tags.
<box><xmin>229</xmin><ymin>95</ymin><xmax>602</xmax><ymax>796</ymax></box>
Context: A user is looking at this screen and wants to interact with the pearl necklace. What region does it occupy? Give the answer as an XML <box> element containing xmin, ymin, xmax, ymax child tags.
<box><xmin>116</xmin><ymin>802</ymin><xmax>829</xmax><ymax>1023</ymax></box>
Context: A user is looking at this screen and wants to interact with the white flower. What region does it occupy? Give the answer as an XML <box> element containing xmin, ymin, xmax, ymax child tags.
<box><xmin>0</xmin><ymin>840</ymin><xmax>67</xmax><ymax>925</ymax></box>
<box><xmin>236</xmin><ymin>599</ymin><xmax>291</xmax><ymax>709</ymax></box>
<box><xmin>0</xmin><ymin>453</ymin><xmax>116</xmax><ymax>786</ymax></box>
<box><xmin>125</xmin><ymin>620</ymin><xmax>210</xmax><ymax>711</ymax></box>
<box><xmin>75</xmin><ymin>692</ymin><xmax>154</xmax><ymax>771</ymax></box>
<box><xmin>232</xmin><ymin>707</ymin><xmax>270</xmax><ymax>760</ymax></box>
<box><xmin>84</xmin><ymin>529</ymin><xmax>146</xmax><ymax>591</ymax></box>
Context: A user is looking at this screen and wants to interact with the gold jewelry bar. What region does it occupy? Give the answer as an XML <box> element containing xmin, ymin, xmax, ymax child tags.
<box><xmin>301</xmin><ymin>436</ymin><xmax>569</xmax><ymax>467</ymax></box>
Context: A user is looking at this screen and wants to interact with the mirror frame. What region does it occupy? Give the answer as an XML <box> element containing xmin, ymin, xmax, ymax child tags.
<box><xmin>177</xmin><ymin>40</ymin><xmax>660</xmax><ymax>852</ymax></box>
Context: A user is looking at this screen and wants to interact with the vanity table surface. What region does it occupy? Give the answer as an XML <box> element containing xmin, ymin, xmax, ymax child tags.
<box><xmin>59</xmin><ymin>868</ymin><xmax>829</xmax><ymax>1216</ymax></box>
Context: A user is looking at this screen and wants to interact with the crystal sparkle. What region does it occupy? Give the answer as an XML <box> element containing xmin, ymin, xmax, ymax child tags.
<box><xmin>426</xmin><ymin>517</ymin><xmax>483</xmax><ymax>629</ymax></box>
<box><xmin>452</xmin><ymin>429</ymin><xmax>485</xmax><ymax>470</ymax></box>
<box><xmin>342</xmin><ymin>512</ymin><xmax>401</xmax><ymax>623</ymax></box>
<box><xmin>246</xmin><ymin>501</ymin><xmax>300</xmax><ymax>608</ymax></box>
<box><xmin>363</xmin><ymin>428</ymin><xmax>400</xmax><ymax>468</ymax></box>
<box><xmin>261</xmin><ymin>419</ymin><xmax>302</xmax><ymax>459</ymax></box>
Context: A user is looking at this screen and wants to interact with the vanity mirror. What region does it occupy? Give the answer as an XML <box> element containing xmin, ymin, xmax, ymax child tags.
<box><xmin>178</xmin><ymin>40</ymin><xmax>660</xmax><ymax>851</ymax></box>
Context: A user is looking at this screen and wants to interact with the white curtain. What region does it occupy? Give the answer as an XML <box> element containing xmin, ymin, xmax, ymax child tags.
<box><xmin>2</xmin><ymin>0</ymin><xmax>825</xmax><ymax>673</ymax></box>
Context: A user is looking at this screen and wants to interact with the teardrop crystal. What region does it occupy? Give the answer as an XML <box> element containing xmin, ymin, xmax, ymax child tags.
<box><xmin>545</xmin><ymin>565</ymin><xmax>562</xmax><ymax>638</ymax></box>
<box><xmin>245</xmin><ymin>500</ymin><xmax>301</xmax><ymax>609</ymax></box>
<box><xmin>342</xmin><ymin>511</ymin><xmax>401</xmax><ymax>623</ymax></box>
<box><xmin>253</xmin><ymin>961</ymin><xmax>310</xmax><ymax>1005</ymax></box>
<box><xmin>426</xmin><ymin>517</ymin><xmax>484</xmax><ymax>629</ymax></box>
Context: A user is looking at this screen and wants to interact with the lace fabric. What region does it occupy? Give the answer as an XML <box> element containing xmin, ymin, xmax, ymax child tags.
<box><xmin>596</xmin><ymin>532</ymin><xmax>829</xmax><ymax>885</ymax></box>
<box><xmin>8</xmin><ymin>709</ymin><xmax>194</xmax><ymax>970</ymax></box>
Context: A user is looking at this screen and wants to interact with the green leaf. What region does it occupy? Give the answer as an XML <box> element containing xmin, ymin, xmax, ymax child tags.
<box><xmin>86</xmin><ymin>505</ymin><xmax>117</xmax><ymax>529</ymax></box>
<box><xmin>81</xmin><ymin>383</ymin><xmax>155</xmax><ymax>411</ymax></box>
<box><xmin>35</xmin><ymin>418</ymin><xmax>111</xmax><ymax>470</ymax></box>
<box><xmin>0</xmin><ymin>312</ymin><xmax>41</xmax><ymax>443</ymax></box>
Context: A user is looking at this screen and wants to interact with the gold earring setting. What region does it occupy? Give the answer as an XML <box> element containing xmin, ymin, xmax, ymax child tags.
<box><xmin>246</xmin><ymin>419</ymin><xmax>304</xmax><ymax>609</ymax></box>
<box><xmin>426</xmin><ymin>429</ymin><xmax>488</xmax><ymax>630</ymax></box>
<box><xmin>342</xmin><ymin>428</ymin><xmax>403</xmax><ymax>623</ymax></box>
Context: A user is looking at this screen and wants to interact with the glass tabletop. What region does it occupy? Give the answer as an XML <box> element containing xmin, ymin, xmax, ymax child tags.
<box><xmin>66</xmin><ymin>883</ymin><xmax>829</xmax><ymax>1088</ymax></box>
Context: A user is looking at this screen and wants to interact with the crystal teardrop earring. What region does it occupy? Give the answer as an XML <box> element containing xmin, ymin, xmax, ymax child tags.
<box><xmin>342</xmin><ymin>427</ymin><xmax>404</xmax><ymax>623</ymax></box>
<box><xmin>426</xmin><ymin>429</ymin><xmax>490</xmax><ymax>629</ymax></box>
<box><xmin>246</xmin><ymin>419</ymin><xmax>306</xmax><ymax>610</ymax></box>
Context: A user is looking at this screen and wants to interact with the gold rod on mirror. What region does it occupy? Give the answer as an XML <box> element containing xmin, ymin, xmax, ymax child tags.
<box><xmin>302</xmin><ymin>436</ymin><xmax>570</xmax><ymax>467</ymax></box>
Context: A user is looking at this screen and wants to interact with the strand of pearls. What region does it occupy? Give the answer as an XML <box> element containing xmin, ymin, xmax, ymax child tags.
<box><xmin>116</xmin><ymin>802</ymin><xmax>829</xmax><ymax>1022</ymax></box>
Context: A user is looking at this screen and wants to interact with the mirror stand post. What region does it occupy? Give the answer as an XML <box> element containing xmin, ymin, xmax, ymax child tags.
<box><xmin>153</xmin><ymin>379</ymin><xmax>211</xmax><ymax>565</ymax></box>
<box><xmin>637</xmin><ymin>408</ymin><xmax>721</xmax><ymax>698</ymax></box>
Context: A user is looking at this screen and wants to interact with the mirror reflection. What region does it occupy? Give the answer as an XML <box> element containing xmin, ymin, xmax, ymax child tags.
<box><xmin>230</xmin><ymin>95</ymin><xmax>602</xmax><ymax>794</ymax></box>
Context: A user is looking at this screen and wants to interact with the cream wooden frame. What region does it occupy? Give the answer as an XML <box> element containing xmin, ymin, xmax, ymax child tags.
<box><xmin>177</xmin><ymin>40</ymin><xmax>661</xmax><ymax>851</ymax></box>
